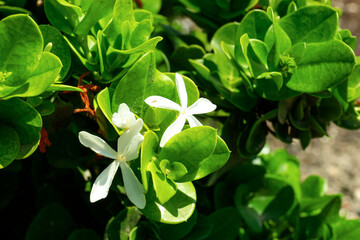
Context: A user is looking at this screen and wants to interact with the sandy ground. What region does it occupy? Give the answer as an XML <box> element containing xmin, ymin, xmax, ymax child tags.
<box><xmin>267</xmin><ymin>0</ymin><xmax>360</xmax><ymax>219</ymax></box>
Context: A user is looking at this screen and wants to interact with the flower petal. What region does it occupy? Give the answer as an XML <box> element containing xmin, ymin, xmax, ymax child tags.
<box><xmin>118</xmin><ymin>118</ymin><xmax>143</xmax><ymax>156</ymax></box>
<box><xmin>175</xmin><ymin>73</ymin><xmax>188</xmax><ymax>109</ymax></box>
<box><xmin>145</xmin><ymin>96</ymin><xmax>181</xmax><ymax>111</ymax></box>
<box><xmin>124</xmin><ymin>133</ymin><xmax>144</xmax><ymax>161</ymax></box>
<box><xmin>120</xmin><ymin>162</ymin><xmax>146</xmax><ymax>209</ymax></box>
<box><xmin>186</xmin><ymin>115</ymin><xmax>203</xmax><ymax>128</ymax></box>
<box><xmin>79</xmin><ymin>131</ymin><xmax>117</xmax><ymax>159</ymax></box>
<box><xmin>160</xmin><ymin>114</ymin><xmax>186</xmax><ymax>147</ymax></box>
<box><xmin>187</xmin><ymin>98</ymin><xmax>217</xmax><ymax>115</ymax></box>
<box><xmin>90</xmin><ymin>160</ymin><xmax>119</xmax><ymax>203</ymax></box>
<box><xmin>112</xmin><ymin>112</ymin><xmax>136</xmax><ymax>129</ymax></box>
<box><xmin>112</xmin><ymin>103</ymin><xmax>136</xmax><ymax>129</ymax></box>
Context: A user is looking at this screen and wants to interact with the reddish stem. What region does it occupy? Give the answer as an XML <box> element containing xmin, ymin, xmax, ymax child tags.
<box><xmin>134</xmin><ymin>0</ymin><xmax>143</xmax><ymax>8</ymax></box>
<box><xmin>39</xmin><ymin>127</ymin><xmax>51</xmax><ymax>153</ymax></box>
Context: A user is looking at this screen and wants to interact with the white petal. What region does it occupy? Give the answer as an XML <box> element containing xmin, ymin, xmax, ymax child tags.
<box><xmin>90</xmin><ymin>161</ymin><xmax>119</xmax><ymax>203</ymax></box>
<box><xmin>117</xmin><ymin>103</ymin><xmax>130</xmax><ymax>114</ymax></box>
<box><xmin>112</xmin><ymin>112</ymin><xmax>136</xmax><ymax>129</ymax></box>
<box><xmin>117</xmin><ymin>119</ymin><xmax>143</xmax><ymax>155</ymax></box>
<box><xmin>112</xmin><ymin>103</ymin><xmax>136</xmax><ymax>129</ymax></box>
<box><xmin>160</xmin><ymin>114</ymin><xmax>186</xmax><ymax>147</ymax></box>
<box><xmin>187</xmin><ymin>98</ymin><xmax>217</xmax><ymax>115</ymax></box>
<box><xmin>145</xmin><ymin>96</ymin><xmax>181</xmax><ymax>111</ymax></box>
<box><xmin>186</xmin><ymin>115</ymin><xmax>203</xmax><ymax>128</ymax></box>
<box><xmin>79</xmin><ymin>131</ymin><xmax>117</xmax><ymax>159</ymax></box>
<box><xmin>175</xmin><ymin>73</ymin><xmax>188</xmax><ymax>109</ymax></box>
<box><xmin>124</xmin><ymin>133</ymin><xmax>144</xmax><ymax>161</ymax></box>
<box><xmin>120</xmin><ymin>162</ymin><xmax>146</xmax><ymax>209</ymax></box>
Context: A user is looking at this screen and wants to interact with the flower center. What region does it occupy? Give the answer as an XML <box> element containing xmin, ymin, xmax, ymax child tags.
<box><xmin>117</xmin><ymin>154</ymin><xmax>126</xmax><ymax>163</ymax></box>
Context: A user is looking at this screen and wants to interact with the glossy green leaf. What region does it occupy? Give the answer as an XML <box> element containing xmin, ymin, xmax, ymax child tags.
<box><xmin>3</xmin><ymin>52</ymin><xmax>62</xmax><ymax>99</ymax></box>
<box><xmin>147</xmin><ymin>160</ymin><xmax>177</xmax><ymax>204</ymax></box>
<box><xmin>160</xmin><ymin>159</ymin><xmax>188</xmax><ymax>181</ymax></box>
<box><xmin>154</xmin><ymin>211</ymin><xmax>198</xmax><ymax>240</ymax></box>
<box><xmin>262</xmin><ymin>185</ymin><xmax>295</xmax><ymax>220</ymax></box>
<box><xmin>287</xmin><ymin>40</ymin><xmax>355</xmax><ymax>93</ymax></box>
<box><xmin>140</xmin><ymin>131</ymin><xmax>158</xmax><ymax>193</ymax></box>
<box><xmin>141</xmin><ymin>0</ymin><xmax>162</xmax><ymax>13</ymax></box>
<box><xmin>141</xmin><ymin>181</ymin><xmax>196</xmax><ymax>224</ymax></box>
<box><xmin>159</xmin><ymin>126</ymin><xmax>217</xmax><ymax>182</ymax></box>
<box><xmin>0</xmin><ymin>14</ymin><xmax>42</xmax><ymax>87</ymax></box>
<box><xmin>194</xmin><ymin>136</ymin><xmax>230</xmax><ymax>180</ymax></box>
<box><xmin>25</xmin><ymin>203</ymin><xmax>76</xmax><ymax>240</ymax></box>
<box><xmin>278</xmin><ymin>5</ymin><xmax>338</xmax><ymax>44</ymax></box>
<box><xmin>74</xmin><ymin>0</ymin><xmax>115</xmax><ymax>36</ymax></box>
<box><xmin>36</xmin><ymin>100</ymin><xmax>55</xmax><ymax>116</ymax></box>
<box><xmin>44</xmin><ymin>0</ymin><xmax>82</xmax><ymax>35</ymax></box>
<box><xmin>112</xmin><ymin>52</ymin><xmax>175</xmax><ymax>118</ymax></box>
<box><xmin>236</xmin><ymin>10</ymin><xmax>272</xmax><ymax>42</ymax></box>
<box><xmin>0</xmin><ymin>98</ymin><xmax>42</xmax><ymax>159</ymax></box>
<box><xmin>104</xmin><ymin>0</ymin><xmax>136</xmax><ymax>45</ymax></box>
<box><xmin>0</xmin><ymin>125</ymin><xmax>20</xmax><ymax>168</ymax></box>
<box><xmin>104</xmin><ymin>207</ymin><xmax>141</xmax><ymax>240</ymax></box>
<box><xmin>332</xmin><ymin>219</ymin><xmax>360</xmax><ymax>240</ymax></box>
<box><xmin>302</xmin><ymin>175</ymin><xmax>327</xmax><ymax>198</ymax></box>
<box><xmin>39</xmin><ymin>25</ymin><xmax>71</xmax><ymax>82</ymax></box>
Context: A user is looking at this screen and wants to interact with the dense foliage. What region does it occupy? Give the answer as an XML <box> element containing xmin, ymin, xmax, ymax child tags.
<box><xmin>1</xmin><ymin>0</ymin><xmax>360</xmax><ymax>239</ymax></box>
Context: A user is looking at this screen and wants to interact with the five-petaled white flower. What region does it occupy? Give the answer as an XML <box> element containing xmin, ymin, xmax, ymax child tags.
<box><xmin>78</xmin><ymin>118</ymin><xmax>146</xmax><ymax>209</ymax></box>
<box><xmin>112</xmin><ymin>103</ymin><xmax>136</xmax><ymax>130</ymax></box>
<box><xmin>145</xmin><ymin>73</ymin><xmax>217</xmax><ymax>147</ymax></box>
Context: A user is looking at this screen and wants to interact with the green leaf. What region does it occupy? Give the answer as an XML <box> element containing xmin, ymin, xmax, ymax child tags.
<box><xmin>0</xmin><ymin>125</ymin><xmax>20</xmax><ymax>168</ymax></box>
<box><xmin>140</xmin><ymin>131</ymin><xmax>158</xmax><ymax>192</ymax></box>
<box><xmin>39</xmin><ymin>25</ymin><xmax>71</xmax><ymax>82</ymax></box>
<box><xmin>286</xmin><ymin>40</ymin><xmax>355</xmax><ymax>93</ymax></box>
<box><xmin>0</xmin><ymin>14</ymin><xmax>43</xmax><ymax>86</ymax></box>
<box><xmin>159</xmin><ymin>126</ymin><xmax>217</xmax><ymax>182</ymax></box>
<box><xmin>25</xmin><ymin>203</ymin><xmax>76</xmax><ymax>240</ymax></box>
<box><xmin>67</xmin><ymin>229</ymin><xmax>100</xmax><ymax>240</ymax></box>
<box><xmin>264</xmin><ymin>23</ymin><xmax>292</xmax><ymax>70</ymax></box>
<box><xmin>141</xmin><ymin>181</ymin><xmax>196</xmax><ymax>224</ymax></box>
<box><xmin>74</xmin><ymin>0</ymin><xmax>115</xmax><ymax>36</ymax></box>
<box><xmin>302</xmin><ymin>175</ymin><xmax>327</xmax><ymax>198</ymax></box>
<box><xmin>44</xmin><ymin>0</ymin><xmax>82</xmax><ymax>35</ymax></box>
<box><xmin>348</xmin><ymin>64</ymin><xmax>360</xmax><ymax>101</ymax></box>
<box><xmin>236</xmin><ymin>10</ymin><xmax>272</xmax><ymax>42</ymax></box>
<box><xmin>104</xmin><ymin>0</ymin><xmax>136</xmax><ymax>45</ymax></box>
<box><xmin>104</xmin><ymin>207</ymin><xmax>141</xmax><ymax>240</ymax></box>
<box><xmin>183</xmin><ymin>213</ymin><xmax>213</xmax><ymax>240</ymax></box>
<box><xmin>36</xmin><ymin>100</ymin><xmax>55</xmax><ymax>116</ymax></box>
<box><xmin>235</xmin><ymin>185</ymin><xmax>262</xmax><ymax>233</ymax></box>
<box><xmin>154</xmin><ymin>211</ymin><xmax>198</xmax><ymax>240</ymax></box>
<box><xmin>3</xmin><ymin>52</ymin><xmax>62</xmax><ymax>99</ymax></box>
<box><xmin>160</xmin><ymin>159</ymin><xmax>188</xmax><ymax>181</ymax></box>
<box><xmin>0</xmin><ymin>98</ymin><xmax>42</xmax><ymax>159</ymax></box>
<box><xmin>147</xmin><ymin>160</ymin><xmax>177</xmax><ymax>204</ymax></box>
<box><xmin>194</xmin><ymin>136</ymin><xmax>230</xmax><ymax>180</ymax></box>
<box><xmin>46</xmin><ymin>84</ymin><xmax>83</xmax><ymax>93</ymax></box>
<box><xmin>262</xmin><ymin>185</ymin><xmax>295</xmax><ymax>220</ymax></box>
<box><xmin>130</xmin><ymin>19</ymin><xmax>153</xmax><ymax>48</ymax></box>
<box><xmin>332</xmin><ymin>219</ymin><xmax>360</xmax><ymax>240</ymax></box>
<box><xmin>141</xmin><ymin>0</ymin><xmax>162</xmax><ymax>13</ymax></box>
<box><xmin>278</xmin><ymin>5</ymin><xmax>338</xmax><ymax>44</ymax></box>
<box><xmin>112</xmin><ymin>52</ymin><xmax>175</xmax><ymax>118</ymax></box>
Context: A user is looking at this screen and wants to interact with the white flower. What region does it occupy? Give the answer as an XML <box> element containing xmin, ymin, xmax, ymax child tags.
<box><xmin>145</xmin><ymin>73</ymin><xmax>216</xmax><ymax>147</ymax></box>
<box><xmin>112</xmin><ymin>103</ymin><xmax>136</xmax><ymax>130</ymax></box>
<box><xmin>78</xmin><ymin>119</ymin><xmax>145</xmax><ymax>209</ymax></box>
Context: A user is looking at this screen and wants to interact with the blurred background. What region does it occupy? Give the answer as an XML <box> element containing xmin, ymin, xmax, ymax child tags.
<box><xmin>267</xmin><ymin>0</ymin><xmax>360</xmax><ymax>219</ymax></box>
